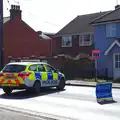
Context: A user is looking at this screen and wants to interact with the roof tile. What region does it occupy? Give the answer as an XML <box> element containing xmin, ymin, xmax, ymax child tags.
<box><xmin>55</xmin><ymin>11</ymin><xmax>109</xmax><ymax>36</ymax></box>
<box><xmin>91</xmin><ymin>7</ymin><xmax>120</xmax><ymax>24</ymax></box>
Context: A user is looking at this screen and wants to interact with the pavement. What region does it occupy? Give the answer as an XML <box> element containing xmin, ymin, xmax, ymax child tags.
<box><xmin>66</xmin><ymin>80</ymin><xmax>120</xmax><ymax>88</ymax></box>
<box><xmin>0</xmin><ymin>86</ymin><xmax>120</xmax><ymax>120</ymax></box>
<box><xmin>0</xmin><ymin>108</ymin><xmax>50</xmax><ymax>120</ymax></box>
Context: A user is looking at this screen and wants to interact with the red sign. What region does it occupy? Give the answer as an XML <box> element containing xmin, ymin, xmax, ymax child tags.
<box><xmin>92</xmin><ymin>50</ymin><xmax>100</xmax><ymax>54</ymax></box>
<box><xmin>92</xmin><ymin>50</ymin><xmax>100</xmax><ymax>59</ymax></box>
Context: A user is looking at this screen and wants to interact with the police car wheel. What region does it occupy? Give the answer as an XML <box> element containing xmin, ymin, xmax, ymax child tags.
<box><xmin>57</xmin><ymin>78</ymin><xmax>65</xmax><ymax>90</ymax></box>
<box><xmin>3</xmin><ymin>87</ymin><xmax>12</xmax><ymax>95</ymax></box>
<box><xmin>34</xmin><ymin>81</ymin><xmax>41</xmax><ymax>94</ymax></box>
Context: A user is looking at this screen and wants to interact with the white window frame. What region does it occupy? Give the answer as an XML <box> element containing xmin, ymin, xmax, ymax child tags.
<box><xmin>62</xmin><ymin>36</ymin><xmax>72</xmax><ymax>47</ymax></box>
<box><xmin>79</xmin><ymin>33</ymin><xmax>93</xmax><ymax>46</ymax></box>
<box><xmin>106</xmin><ymin>23</ymin><xmax>116</xmax><ymax>38</ymax></box>
<box><xmin>113</xmin><ymin>53</ymin><xmax>120</xmax><ymax>69</ymax></box>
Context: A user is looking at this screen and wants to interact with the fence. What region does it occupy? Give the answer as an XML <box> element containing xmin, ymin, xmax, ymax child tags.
<box><xmin>7</xmin><ymin>55</ymin><xmax>95</xmax><ymax>80</ymax></box>
<box><xmin>60</xmin><ymin>59</ymin><xmax>95</xmax><ymax>79</ymax></box>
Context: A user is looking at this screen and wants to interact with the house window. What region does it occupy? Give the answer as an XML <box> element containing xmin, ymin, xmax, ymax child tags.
<box><xmin>79</xmin><ymin>34</ymin><xmax>93</xmax><ymax>46</ymax></box>
<box><xmin>114</xmin><ymin>54</ymin><xmax>120</xmax><ymax>68</ymax></box>
<box><xmin>106</xmin><ymin>23</ymin><xmax>116</xmax><ymax>37</ymax></box>
<box><xmin>62</xmin><ymin>36</ymin><xmax>72</xmax><ymax>47</ymax></box>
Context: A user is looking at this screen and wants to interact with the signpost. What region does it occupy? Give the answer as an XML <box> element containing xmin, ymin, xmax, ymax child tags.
<box><xmin>92</xmin><ymin>50</ymin><xmax>114</xmax><ymax>104</ymax></box>
<box><xmin>0</xmin><ymin>0</ymin><xmax>4</xmax><ymax>70</ymax></box>
<box><xmin>92</xmin><ymin>50</ymin><xmax>100</xmax><ymax>81</ymax></box>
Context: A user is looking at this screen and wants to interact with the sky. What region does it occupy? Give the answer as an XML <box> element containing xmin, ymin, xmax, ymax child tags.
<box><xmin>3</xmin><ymin>0</ymin><xmax>119</xmax><ymax>33</ymax></box>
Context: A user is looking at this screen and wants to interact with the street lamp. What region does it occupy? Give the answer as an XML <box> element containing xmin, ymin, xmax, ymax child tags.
<box><xmin>0</xmin><ymin>0</ymin><xmax>4</xmax><ymax>70</ymax></box>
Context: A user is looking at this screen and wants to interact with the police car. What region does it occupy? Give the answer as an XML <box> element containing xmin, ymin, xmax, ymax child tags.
<box><xmin>0</xmin><ymin>62</ymin><xmax>65</xmax><ymax>95</ymax></box>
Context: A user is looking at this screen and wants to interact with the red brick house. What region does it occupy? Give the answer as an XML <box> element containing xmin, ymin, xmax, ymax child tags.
<box><xmin>53</xmin><ymin>11</ymin><xmax>109</xmax><ymax>57</ymax></box>
<box><xmin>3</xmin><ymin>5</ymin><xmax>51</xmax><ymax>64</ymax></box>
<box><xmin>50</xmin><ymin>12</ymin><xmax>110</xmax><ymax>79</ymax></box>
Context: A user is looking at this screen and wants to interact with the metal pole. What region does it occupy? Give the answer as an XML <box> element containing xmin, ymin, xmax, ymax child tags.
<box><xmin>0</xmin><ymin>0</ymin><xmax>4</xmax><ymax>70</ymax></box>
<box><xmin>95</xmin><ymin>59</ymin><xmax>97</xmax><ymax>82</ymax></box>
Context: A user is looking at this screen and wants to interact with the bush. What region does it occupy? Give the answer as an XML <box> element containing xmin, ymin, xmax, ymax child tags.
<box><xmin>113</xmin><ymin>78</ymin><xmax>120</xmax><ymax>83</ymax></box>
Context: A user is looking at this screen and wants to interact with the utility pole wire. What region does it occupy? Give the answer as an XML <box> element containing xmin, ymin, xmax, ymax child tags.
<box><xmin>13</xmin><ymin>0</ymin><xmax>19</xmax><ymax>5</ymax></box>
<box><xmin>25</xmin><ymin>11</ymin><xmax>62</xmax><ymax>27</ymax></box>
<box><xmin>6</xmin><ymin>0</ymin><xmax>62</xmax><ymax>27</ymax></box>
<box><xmin>4</xmin><ymin>0</ymin><xmax>9</xmax><ymax>10</ymax></box>
<box><xmin>7</xmin><ymin>0</ymin><xmax>11</xmax><ymax>6</ymax></box>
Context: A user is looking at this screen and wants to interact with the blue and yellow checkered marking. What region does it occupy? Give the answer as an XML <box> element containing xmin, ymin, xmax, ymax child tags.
<box><xmin>35</xmin><ymin>72</ymin><xmax>41</xmax><ymax>80</ymax></box>
<box><xmin>47</xmin><ymin>72</ymin><xmax>53</xmax><ymax>80</ymax></box>
<box><xmin>34</xmin><ymin>72</ymin><xmax>62</xmax><ymax>81</ymax></box>
<box><xmin>58</xmin><ymin>74</ymin><xmax>62</xmax><ymax>80</ymax></box>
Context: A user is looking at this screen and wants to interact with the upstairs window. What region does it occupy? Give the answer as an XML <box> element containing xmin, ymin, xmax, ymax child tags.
<box><xmin>106</xmin><ymin>23</ymin><xmax>116</xmax><ymax>37</ymax></box>
<box><xmin>79</xmin><ymin>33</ymin><xmax>93</xmax><ymax>46</ymax></box>
<box><xmin>62</xmin><ymin>36</ymin><xmax>72</xmax><ymax>47</ymax></box>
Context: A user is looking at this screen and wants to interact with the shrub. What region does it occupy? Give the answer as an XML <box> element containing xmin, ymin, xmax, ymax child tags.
<box><xmin>113</xmin><ymin>78</ymin><xmax>120</xmax><ymax>83</ymax></box>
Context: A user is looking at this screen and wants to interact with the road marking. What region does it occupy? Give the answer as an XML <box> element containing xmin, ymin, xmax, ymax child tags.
<box><xmin>0</xmin><ymin>104</ymin><xmax>76</xmax><ymax>120</ymax></box>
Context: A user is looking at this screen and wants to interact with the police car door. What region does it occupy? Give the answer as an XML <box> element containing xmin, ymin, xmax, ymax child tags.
<box><xmin>37</xmin><ymin>64</ymin><xmax>47</xmax><ymax>87</ymax></box>
<box><xmin>45</xmin><ymin>64</ymin><xmax>58</xmax><ymax>86</ymax></box>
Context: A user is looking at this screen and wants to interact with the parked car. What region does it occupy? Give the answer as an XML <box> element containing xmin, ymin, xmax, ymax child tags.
<box><xmin>0</xmin><ymin>62</ymin><xmax>65</xmax><ymax>95</ymax></box>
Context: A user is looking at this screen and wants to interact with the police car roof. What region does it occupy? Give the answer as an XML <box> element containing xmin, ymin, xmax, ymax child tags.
<box><xmin>7</xmin><ymin>62</ymin><xmax>48</xmax><ymax>66</ymax></box>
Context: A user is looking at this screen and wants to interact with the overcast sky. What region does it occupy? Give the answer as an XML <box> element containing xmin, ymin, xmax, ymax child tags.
<box><xmin>3</xmin><ymin>0</ymin><xmax>119</xmax><ymax>33</ymax></box>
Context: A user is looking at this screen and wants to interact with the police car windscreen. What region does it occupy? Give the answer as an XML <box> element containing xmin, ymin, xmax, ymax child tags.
<box><xmin>2</xmin><ymin>64</ymin><xmax>26</xmax><ymax>73</ymax></box>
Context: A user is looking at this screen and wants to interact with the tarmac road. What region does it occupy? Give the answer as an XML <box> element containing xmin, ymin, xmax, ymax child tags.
<box><xmin>0</xmin><ymin>86</ymin><xmax>120</xmax><ymax>120</ymax></box>
<box><xmin>0</xmin><ymin>108</ymin><xmax>48</xmax><ymax>120</ymax></box>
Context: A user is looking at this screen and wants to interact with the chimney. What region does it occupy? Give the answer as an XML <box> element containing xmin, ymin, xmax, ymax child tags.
<box><xmin>37</xmin><ymin>31</ymin><xmax>42</xmax><ymax>35</ymax></box>
<box><xmin>10</xmin><ymin>5</ymin><xmax>22</xmax><ymax>19</ymax></box>
<box><xmin>115</xmin><ymin>4</ymin><xmax>120</xmax><ymax>9</ymax></box>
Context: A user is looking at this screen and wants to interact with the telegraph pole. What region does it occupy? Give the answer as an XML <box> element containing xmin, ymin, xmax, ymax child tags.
<box><xmin>0</xmin><ymin>0</ymin><xmax>4</xmax><ymax>70</ymax></box>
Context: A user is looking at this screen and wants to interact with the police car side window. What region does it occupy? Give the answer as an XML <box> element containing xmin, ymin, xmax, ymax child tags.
<box><xmin>46</xmin><ymin>65</ymin><xmax>56</xmax><ymax>72</ymax></box>
<box><xmin>29</xmin><ymin>65</ymin><xmax>37</xmax><ymax>71</ymax></box>
<box><xmin>38</xmin><ymin>64</ymin><xmax>45</xmax><ymax>72</ymax></box>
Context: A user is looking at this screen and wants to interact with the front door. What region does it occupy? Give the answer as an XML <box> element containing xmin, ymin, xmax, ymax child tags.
<box><xmin>113</xmin><ymin>53</ymin><xmax>120</xmax><ymax>79</ymax></box>
<box><xmin>37</xmin><ymin>64</ymin><xmax>47</xmax><ymax>87</ymax></box>
<box><xmin>45</xmin><ymin>65</ymin><xmax>58</xmax><ymax>86</ymax></box>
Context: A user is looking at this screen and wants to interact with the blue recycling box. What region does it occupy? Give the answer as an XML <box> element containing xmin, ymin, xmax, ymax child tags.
<box><xmin>96</xmin><ymin>82</ymin><xmax>113</xmax><ymax>103</ymax></box>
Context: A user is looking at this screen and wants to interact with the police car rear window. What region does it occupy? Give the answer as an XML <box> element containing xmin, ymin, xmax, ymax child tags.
<box><xmin>2</xmin><ymin>64</ymin><xmax>26</xmax><ymax>73</ymax></box>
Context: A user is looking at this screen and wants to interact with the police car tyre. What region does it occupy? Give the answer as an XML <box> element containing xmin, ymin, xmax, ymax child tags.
<box><xmin>33</xmin><ymin>81</ymin><xmax>41</xmax><ymax>94</ymax></box>
<box><xmin>3</xmin><ymin>88</ymin><xmax>12</xmax><ymax>95</ymax></box>
<box><xmin>57</xmin><ymin>77</ymin><xmax>65</xmax><ymax>90</ymax></box>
